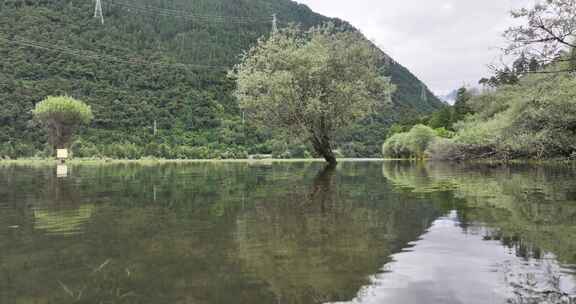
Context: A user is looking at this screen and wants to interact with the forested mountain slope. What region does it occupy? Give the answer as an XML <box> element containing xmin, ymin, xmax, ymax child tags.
<box><xmin>0</xmin><ymin>0</ymin><xmax>444</xmax><ymax>158</ymax></box>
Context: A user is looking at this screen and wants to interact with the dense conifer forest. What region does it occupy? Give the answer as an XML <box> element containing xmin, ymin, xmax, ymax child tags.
<box><xmin>0</xmin><ymin>0</ymin><xmax>444</xmax><ymax>159</ymax></box>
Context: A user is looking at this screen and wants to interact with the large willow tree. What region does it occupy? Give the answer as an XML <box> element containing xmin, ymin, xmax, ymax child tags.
<box><xmin>230</xmin><ymin>24</ymin><xmax>394</xmax><ymax>164</ymax></box>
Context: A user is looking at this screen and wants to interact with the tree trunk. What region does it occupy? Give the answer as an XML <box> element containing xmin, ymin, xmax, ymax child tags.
<box><xmin>311</xmin><ymin>133</ymin><xmax>337</xmax><ymax>165</ymax></box>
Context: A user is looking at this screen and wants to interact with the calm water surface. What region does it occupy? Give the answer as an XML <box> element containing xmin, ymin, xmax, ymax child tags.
<box><xmin>0</xmin><ymin>161</ymin><xmax>575</xmax><ymax>304</ymax></box>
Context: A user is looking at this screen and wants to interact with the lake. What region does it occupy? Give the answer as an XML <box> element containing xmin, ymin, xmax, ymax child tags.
<box><xmin>0</xmin><ymin>161</ymin><xmax>575</xmax><ymax>304</ymax></box>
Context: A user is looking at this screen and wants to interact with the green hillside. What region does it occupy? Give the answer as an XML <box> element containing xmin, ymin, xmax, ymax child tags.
<box><xmin>0</xmin><ymin>0</ymin><xmax>444</xmax><ymax>158</ymax></box>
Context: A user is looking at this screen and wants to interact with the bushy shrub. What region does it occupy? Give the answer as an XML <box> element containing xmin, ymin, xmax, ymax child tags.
<box><xmin>382</xmin><ymin>125</ymin><xmax>437</xmax><ymax>159</ymax></box>
<box><xmin>102</xmin><ymin>143</ymin><xmax>143</xmax><ymax>159</ymax></box>
<box><xmin>143</xmin><ymin>143</ymin><xmax>161</xmax><ymax>158</ymax></box>
<box><xmin>218</xmin><ymin>148</ymin><xmax>247</xmax><ymax>159</ymax></box>
<box><xmin>35</xmin><ymin>144</ymin><xmax>54</xmax><ymax>159</ymax></box>
<box><xmin>157</xmin><ymin>144</ymin><xmax>173</xmax><ymax>159</ymax></box>
<box><xmin>71</xmin><ymin>140</ymin><xmax>100</xmax><ymax>158</ymax></box>
<box><xmin>434</xmin><ymin>128</ymin><xmax>455</xmax><ymax>139</ymax></box>
<box><xmin>0</xmin><ymin>144</ymin><xmax>14</xmax><ymax>159</ymax></box>
<box><xmin>407</xmin><ymin>125</ymin><xmax>436</xmax><ymax>158</ymax></box>
<box><xmin>443</xmin><ymin>67</ymin><xmax>576</xmax><ymax>160</ymax></box>
<box><xmin>271</xmin><ymin>140</ymin><xmax>289</xmax><ymax>158</ymax></box>
<box><xmin>0</xmin><ymin>142</ymin><xmax>37</xmax><ymax>159</ymax></box>
<box><xmin>174</xmin><ymin>146</ymin><xmax>214</xmax><ymax>159</ymax></box>
<box><xmin>382</xmin><ymin>133</ymin><xmax>411</xmax><ymax>158</ymax></box>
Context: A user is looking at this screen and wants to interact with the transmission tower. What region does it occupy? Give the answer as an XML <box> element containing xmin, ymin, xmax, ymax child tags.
<box><xmin>94</xmin><ymin>0</ymin><xmax>104</xmax><ymax>25</ymax></box>
<box><xmin>272</xmin><ymin>14</ymin><xmax>278</xmax><ymax>34</ymax></box>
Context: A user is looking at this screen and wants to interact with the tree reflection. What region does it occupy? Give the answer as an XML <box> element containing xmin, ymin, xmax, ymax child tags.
<box><xmin>235</xmin><ymin>163</ymin><xmax>439</xmax><ymax>303</ymax></box>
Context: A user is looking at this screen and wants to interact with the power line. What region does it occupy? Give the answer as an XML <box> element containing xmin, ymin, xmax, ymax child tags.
<box><xmin>1</xmin><ymin>1</ymin><xmax>282</xmax><ymax>72</ymax></box>
<box><xmin>112</xmin><ymin>0</ymin><xmax>272</xmax><ymax>20</ymax></box>
<box><xmin>0</xmin><ymin>34</ymin><xmax>232</xmax><ymax>71</ymax></box>
<box><xmin>114</xmin><ymin>6</ymin><xmax>269</xmax><ymax>24</ymax></box>
<box><xmin>109</xmin><ymin>0</ymin><xmax>274</xmax><ymax>24</ymax></box>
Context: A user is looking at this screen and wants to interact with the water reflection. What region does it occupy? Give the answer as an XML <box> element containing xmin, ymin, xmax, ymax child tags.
<box><xmin>0</xmin><ymin>163</ymin><xmax>440</xmax><ymax>304</ymax></box>
<box><xmin>382</xmin><ymin>161</ymin><xmax>576</xmax><ymax>265</ymax></box>
<box><xmin>0</xmin><ymin>162</ymin><xmax>574</xmax><ymax>304</ymax></box>
<box><xmin>345</xmin><ymin>161</ymin><xmax>576</xmax><ymax>304</ymax></box>
<box><xmin>56</xmin><ymin>164</ymin><xmax>68</xmax><ymax>178</ymax></box>
<box><xmin>332</xmin><ymin>210</ymin><xmax>576</xmax><ymax>304</ymax></box>
<box><xmin>235</xmin><ymin>163</ymin><xmax>440</xmax><ymax>303</ymax></box>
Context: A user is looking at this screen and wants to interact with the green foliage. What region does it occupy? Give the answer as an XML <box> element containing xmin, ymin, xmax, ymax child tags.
<box><xmin>386</xmin><ymin>123</ymin><xmax>409</xmax><ymax>137</ymax></box>
<box><xmin>33</xmin><ymin>95</ymin><xmax>93</xmax><ymax>125</ymax></box>
<box><xmin>0</xmin><ymin>142</ymin><xmax>36</xmax><ymax>159</ymax></box>
<box><xmin>231</xmin><ymin>24</ymin><xmax>394</xmax><ymax>163</ymax></box>
<box><xmin>382</xmin><ymin>132</ymin><xmax>411</xmax><ymax>159</ymax></box>
<box><xmin>432</xmin><ymin>61</ymin><xmax>576</xmax><ymax>160</ymax></box>
<box><xmin>102</xmin><ymin>143</ymin><xmax>143</xmax><ymax>160</ymax></box>
<box><xmin>33</xmin><ymin>95</ymin><xmax>93</xmax><ymax>150</ymax></box>
<box><xmin>428</xmin><ymin>107</ymin><xmax>454</xmax><ymax>130</ymax></box>
<box><xmin>382</xmin><ymin>124</ymin><xmax>437</xmax><ymax>159</ymax></box>
<box><xmin>433</xmin><ymin>127</ymin><xmax>455</xmax><ymax>139</ymax></box>
<box><xmin>71</xmin><ymin>140</ymin><xmax>100</xmax><ymax>158</ymax></box>
<box><xmin>406</xmin><ymin>125</ymin><xmax>436</xmax><ymax>158</ymax></box>
<box><xmin>0</xmin><ymin>0</ymin><xmax>443</xmax><ymax>158</ymax></box>
<box><xmin>452</xmin><ymin>87</ymin><xmax>473</xmax><ymax>122</ymax></box>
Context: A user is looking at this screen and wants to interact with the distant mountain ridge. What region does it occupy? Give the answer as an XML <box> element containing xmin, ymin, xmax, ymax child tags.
<box><xmin>0</xmin><ymin>0</ymin><xmax>443</xmax><ymax>157</ymax></box>
<box><xmin>439</xmin><ymin>89</ymin><xmax>459</xmax><ymax>105</ymax></box>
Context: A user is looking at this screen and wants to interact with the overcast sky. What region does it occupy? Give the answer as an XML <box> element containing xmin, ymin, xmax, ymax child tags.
<box><xmin>295</xmin><ymin>0</ymin><xmax>531</xmax><ymax>96</ymax></box>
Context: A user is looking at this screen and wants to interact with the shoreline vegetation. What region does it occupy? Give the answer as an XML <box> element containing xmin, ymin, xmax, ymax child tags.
<box><xmin>382</xmin><ymin>62</ymin><xmax>576</xmax><ymax>162</ymax></box>
<box><xmin>1</xmin><ymin>158</ymin><xmax>575</xmax><ymax>167</ymax></box>
<box><xmin>0</xmin><ymin>158</ymin><xmax>386</xmax><ymax>166</ymax></box>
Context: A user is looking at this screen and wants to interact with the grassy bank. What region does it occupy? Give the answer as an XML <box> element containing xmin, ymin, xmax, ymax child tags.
<box><xmin>0</xmin><ymin>158</ymin><xmax>386</xmax><ymax>166</ymax></box>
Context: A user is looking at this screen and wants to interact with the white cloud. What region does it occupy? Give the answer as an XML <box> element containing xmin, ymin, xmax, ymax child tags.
<box><xmin>442</xmin><ymin>3</ymin><xmax>454</xmax><ymax>11</ymax></box>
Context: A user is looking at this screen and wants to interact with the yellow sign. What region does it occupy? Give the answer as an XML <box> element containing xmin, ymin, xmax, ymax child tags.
<box><xmin>56</xmin><ymin>149</ymin><xmax>68</xmax><ymax>159</ymax></box>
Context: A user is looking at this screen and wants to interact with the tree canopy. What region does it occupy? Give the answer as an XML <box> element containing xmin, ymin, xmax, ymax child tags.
<box><xmin>231</xmin><ymin>24</ymin><xmax>394</xmax><ymax>164</ymax></box>
<box><xmin>453</xmin><ymin>87</ymin><xmax>473</xmax><ymax>122</ymax></box>
<box><xmin>503</xmin><ymin>0</ymin><xmax>576</xmax><ymax>73</ymax></box>
<box><xmin>33</xmin><ymin>95</ymin><xmax>93</xmax><ymax>151</ymax></box>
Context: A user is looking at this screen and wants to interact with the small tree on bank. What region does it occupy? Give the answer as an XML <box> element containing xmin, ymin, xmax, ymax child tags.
<box><xmin>230</xmin><ymin>24</ymin><xmax>394</xmax><ymax>165</ymax></box>
<box><xmin>382</xmin><ymin>125</ymin><xmax>437</xmax><ymax>159</ymax></box>
<box><xmin>33</xmin><ymin>96</ymin><xmax>93</xmax><ymax>154</ymax></box>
